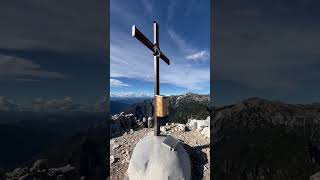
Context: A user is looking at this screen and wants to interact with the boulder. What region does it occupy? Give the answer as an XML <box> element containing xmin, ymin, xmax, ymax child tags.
<box><xmin>56</xmin><ymin>174</ymin><xmax>65</xmax><ymax>180</ymax></box>
<box><xmin>311</xmin><ymin>171</ymin><xmax>320</xmax><ymax>180</ymax></box>
<box><xmin>111</xmin><ymin>114</ymin><xmax>122</xmax><ymax>133</ymax></box>
<box><xmin>128</xmin><ymin>135</ymin><xmax>191</xmax><ymax>180</ymax></box>
<box><xmin>110</xmin><ymin>155</ymin><xmax>115</xmax><ymax>165</ymax></box>
<box><xmin>147</xmin><ymin>117</ymin><xmax>153</xmax><ymax>128</ymax></box>
<box><xmin>142</xmin><ymin>117</ymin><xmax>147</xmax><ymax>123</ymax></box>
<box><xmin>186</xmin><ymin>119</ymin><xmax>197</xmax><ymax>130</ymax></box>
<box><xmin>49</xmin><ymin>164</ymin><xmax>75</xmax><ymax>174</ymax></box>
<box><xmin>18</xmin><ymin>174</ymin><xmax>31</xmax><ymax>180</ymax></box>
<box><xmin>125</xmin><ymin>113</ymin><xmax>135</xmax><ymax>127</ymax></box>
<box><xmin>197</xmin><ymin>120</ymin><xmax>209</xmax><ymax>131</ymax></box>
<box><xmin>6</xmin><ymin>167</ymin><xmax>29</xmax><ymax>178</ymax></box>
<box><xmin>177</xmin><ymin>124</ymin><xmax>186</xmax><ymax>131</ymax></box>
<box><xmin>187</xmin><ymin>119</ymin><xmax>209</xmax><ymax>131</ymax></box>
<box><xmin>31</xmin><ymin>159</ymin><xmax>48</xmax><ymax>172</ymax></box>
<box><xmin>201</xmin><ymin>127</ymin><xmax>210</xmax><ymax>138</ymax></box>
<box><xmin>160</xmin><ymin>126</ymin><xmax>167</xmax><ymax>133</ymax></box>
<box><xmin>142</xmin><ymin>117</ymin><xmax>147</xmax><ymax>128</ymax></box>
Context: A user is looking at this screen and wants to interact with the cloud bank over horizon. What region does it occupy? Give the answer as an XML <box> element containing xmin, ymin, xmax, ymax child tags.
<box><xmin>0</xmin><ymin>96</ymin><xmax>106</xmax><ymax>112</ymax></box>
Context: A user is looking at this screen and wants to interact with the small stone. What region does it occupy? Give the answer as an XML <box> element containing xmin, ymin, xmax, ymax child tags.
<box><xmin>56</xmin><ymin>174</ymin><xmax>65</xmax><ymax>180</ymax></box>
<box><xmin>110</xmin><ymin>155</ymin><xmax>115</xmax><ymax>164</ymax></box>
<box><xmin>113</xmin><ymin>143</ymin><xmax>121</xmax><ymax>150</ymax></box>
<box><xmin>147</xmin><ymin>117</ymin><xmax>153</xmax><ymax>128</ymax></box>
<box><xmin>110</xmin><ymin>139</ymin><xmax>115</xmax><ymax>144</ymax></box>
<box><xmin>31</xmin><ymin>159</ymin><xmax>48</xmax><ymax>172</ymax></box>
<box><xmin>160</xmin><ymin>126</ymin><xmax>167</xmax><ymax>133</ymax></box>
<box><xmin>18</xmin><ymin>174</ymin><xmax>30</xmax><ymax>180</ymax></box>
<box><xmin>203</xmin><ymin>163</ymin><xmax>210</xmax><ymax>171</ymax></box>
<box><xmin>201</xmin><ymin>127</ymin><xmax>210</xmax><ymax>138</ymax></box>
<box><xmin>177</xmin><ymin>124</ymin><xmax>186</xmax><ymax>131</ymax></box>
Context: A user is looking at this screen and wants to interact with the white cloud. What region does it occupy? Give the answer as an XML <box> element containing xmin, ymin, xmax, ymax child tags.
<box><xmin>110</xmin><ymin>78</ymin><xmax>130</xmax><ymax>87</ymax></box>
<box><xmin>0</xmin><ymin>55</ymin><xmax>64</xmax><ymax>79</ymax></box>
<box><xmin>168</xmin><ymin>28</ymin><xmax>210</xmax><ymax>62</ymax></box>
<box><xmin>186</xmin><ymin>50</ymin><xmax>209</xmax><ymax>61</ymax></box>
<box><xmin>110</xmin><ymin>3</ymin><xmax>210</xmax><ymax>93</ymax></box>
<box><xmin>110</xmin><ymin>29</ymin><xmax>210</xmax><ymax>91</ymax></box>
<box><xmin>110</xmin><ymin>91</ymin><xmax>152</xmax><ymax>98</ymax></box>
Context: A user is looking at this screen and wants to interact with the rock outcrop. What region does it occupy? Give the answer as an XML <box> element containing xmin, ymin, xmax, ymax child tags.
<box><xmin>4</xmin><ymin>160</ymin><xmax>78</xmax><ymax>180</ymax></box>
<box><xmin>110</xmin><ymin>93</ymin><xmax>210</xmax><ymax>138</ymax></box>
<box><xmin>186</xmin><ymin>116</ymin><xmax>210</xmax><ymax>138</ymax></box>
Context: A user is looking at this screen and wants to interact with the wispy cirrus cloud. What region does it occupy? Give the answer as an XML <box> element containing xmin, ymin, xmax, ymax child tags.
<box><xmin>0</xmin><ymin>55</ymin><xmax>64</xmax><ymax>80</ymax></box>
<box><xmin>110</xmin><ymin>91</ymin><xmax>152</xmax><ymax>98</ymax></box>
<box><xmin>111</xmin><ymin>0</ymin><xmax>210</xmax><ymax>93</ymax></box>
<box><xmin>186</xmin><ymin>50</ymin><xmax>209</xmax><ymax>61</ymax></box>
<box><xmin>110</xmin><ymin>78</ymin><xmax>130</xmax><ymax>87</ymax></box>
<box><xmin>167</xmin><ymin>29</ymin><xmax>193</xmax><ymax>53</ymax></box>
<box><xmin>110</xmin><ymin>30</ymin><xmax>209</xmax><ymax>91</ymax></box>
<box><xmin>168</xmin><ymin>28</ymin><xmax>209</xmax><ymax>62</ymax></box>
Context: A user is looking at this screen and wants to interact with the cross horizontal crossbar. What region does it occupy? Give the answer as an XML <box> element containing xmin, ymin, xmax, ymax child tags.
<box><xmin>132</xmin><ymin>25</ymin><xmax>170</xmax><ymax>65</ymax></box>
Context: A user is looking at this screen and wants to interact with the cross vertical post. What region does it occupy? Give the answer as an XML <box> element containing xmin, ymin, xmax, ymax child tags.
<box><xmin>153</xmin><ymin>21</ymin><xmax>160</xmax><ymax>136</ymax></box>
<box><xmin>131</xmin><ymin>21</ymin><xmax>170</xmax><ymax>137</ymax></box>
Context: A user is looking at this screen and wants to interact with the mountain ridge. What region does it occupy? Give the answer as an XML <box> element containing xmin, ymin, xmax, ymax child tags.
<box><xmin>212</xmin><ymin>97</ymin><xmax>320</xmax><ymax>179</ymax></box>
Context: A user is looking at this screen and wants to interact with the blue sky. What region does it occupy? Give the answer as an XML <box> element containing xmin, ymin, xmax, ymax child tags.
<box><xmin>213</xmin><ymin>0</ymin><xmax>320</xmax><ymax>105</ymax></box>
<box><xmin>110</xmin><ymin>0</ymin><xmax>210</xmax><ymax>98</ymax></box>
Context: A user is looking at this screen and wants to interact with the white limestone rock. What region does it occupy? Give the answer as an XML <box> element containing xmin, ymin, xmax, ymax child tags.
<box><xmin>201</xmin><ymin>127</ymin><xmax>210</xmax><ymax>138</ymax></box>
<box><xmin>147</xmin><ymin>117</ymin><xmax>153</xmax><ymax>128</ymax></box>
<box><xmin>31</xmin><ymin>159</ymin><xmax>48</xmax><ymax>172</ymax></box>
<box><xmin>177</xmin><ymin>124</ymin><xmax>186</xmax><ymax>131</ymax></box>
<box><xmin>197</xmin><ymin>120</ymin><xmax>209</xmax><ymax>131</ymax></box>
<box><xmin>110</xmin><ymin>155</ymin><xmax>115</xmax><ymax>165</ymax></box>
<box><xmin>127</xmin><ymin>135</ymin><xmax>191</xmax><ymax>180</ymax></box>
<box><xmin>160</xmin><ymin>126</ymin><xmax>167</xmax><ymax>133</ymax></box>
<box><xmin>187</xmin><ymin>118</ymin><xmax>210</xmax><ymax>131</ymax></box>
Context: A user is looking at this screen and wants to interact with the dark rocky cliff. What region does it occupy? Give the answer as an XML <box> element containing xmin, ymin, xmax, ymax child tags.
<box><xmin>212</xmin><ymin>97</ymin><xmax>320</xmax><ymax>179</ymax></box>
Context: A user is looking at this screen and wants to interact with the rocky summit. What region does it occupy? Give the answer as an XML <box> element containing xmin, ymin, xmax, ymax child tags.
<box><xmin>211</xmin><ymin>97</ymin><xmax>320</xmax><ymax>179</ymax></box>
<box><xmin>109</xmin><ymin>93</ymin><xmax>210</xmax><ymax>180</ymax></box>
<box><xmin>110</xmin><ymin>118</ymin><xmax>210</xmax><ymax>180</ymax></box>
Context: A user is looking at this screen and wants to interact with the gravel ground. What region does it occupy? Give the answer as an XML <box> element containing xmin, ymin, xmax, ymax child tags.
<box><xmin>110</xmin><ymin>125</ymin><xmax>210</xmax><ymax>180</ymax></box>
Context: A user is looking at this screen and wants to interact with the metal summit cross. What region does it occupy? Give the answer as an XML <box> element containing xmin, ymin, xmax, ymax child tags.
<box><xmin>132</xmin><ymin>21</ymin><xmax>170</xmax><ymax>136</ymax></box>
